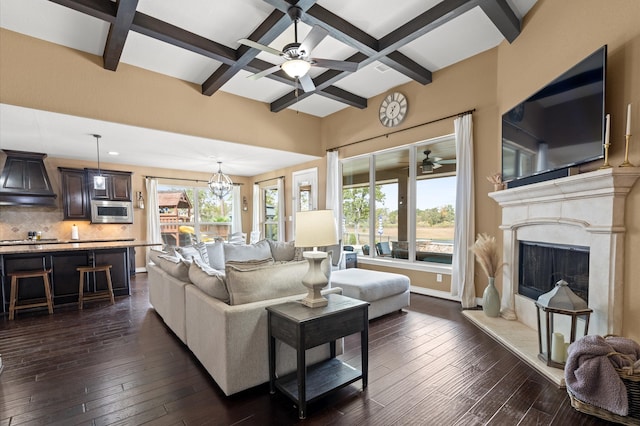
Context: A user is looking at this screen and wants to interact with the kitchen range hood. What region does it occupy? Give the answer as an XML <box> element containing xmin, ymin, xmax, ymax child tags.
<box><xmin>0</xmin><ymin>150</ymin><xmax>57</xmax><ymax>206</ymax></box>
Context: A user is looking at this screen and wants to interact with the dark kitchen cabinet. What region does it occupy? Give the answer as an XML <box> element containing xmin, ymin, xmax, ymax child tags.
<box><xmin>59</xmin><ymin>167</ymin><xmax>90</xmax><ymax>220</ymax></box>
<box><xmin>51</xmin><ymin>251</ymin><xmax>88</xmax><ymax>304</ymax></box>
<box><xmin>86</xmin><ymin>169</ymin><xmax>132</xmax><ymax>201</ymax></box>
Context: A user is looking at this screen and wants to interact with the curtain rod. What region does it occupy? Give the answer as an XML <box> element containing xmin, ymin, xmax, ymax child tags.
<box><xmin>144</xmin><ymin>175</ymin><xmax>242</xmax><ymax>185</ymax></box>
<box><xmin>254</xmin><ymin>175</ymin><xmax>285</xmax><ymax>185</ymax></box>
<box><xmin>327</xmin><ymin>108</ymin><xmax>475</xmax><ymax>152</ymax></box>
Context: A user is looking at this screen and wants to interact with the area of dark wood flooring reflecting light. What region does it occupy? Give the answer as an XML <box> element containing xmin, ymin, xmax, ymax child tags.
<box><xmin>0</xmin><ymin>273</ymin><xmax>615</xmax><ymax>425</ymax></box>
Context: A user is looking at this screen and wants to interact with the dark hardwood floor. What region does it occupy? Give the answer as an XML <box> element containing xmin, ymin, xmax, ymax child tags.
<box><xmin>0</xmin><ymin>273</ymin><xmax>615</xmax><ymax>425</ymax></box>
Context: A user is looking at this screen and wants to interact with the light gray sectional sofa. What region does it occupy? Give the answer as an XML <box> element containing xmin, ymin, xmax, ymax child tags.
<box><xmin>147</xmin><ymin>239</ymin><xmax>342</xmax><ymax>396</ymax></box>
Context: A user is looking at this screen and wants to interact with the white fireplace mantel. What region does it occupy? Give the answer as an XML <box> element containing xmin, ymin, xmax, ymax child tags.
<box><xmin>464</xmin><ymin>167</ymin><xmax>640</xmax><ymax>386</ymax></box>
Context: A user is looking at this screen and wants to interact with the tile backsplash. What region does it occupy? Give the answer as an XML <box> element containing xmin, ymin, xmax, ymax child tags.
<box><xmin>0</xmin><ymin>206</ymin><xmax>133</xmax><ymax>241</ymax></box>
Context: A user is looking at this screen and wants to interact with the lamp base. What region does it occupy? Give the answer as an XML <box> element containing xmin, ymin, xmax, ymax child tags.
<box><xmin>301</xmin><ymin>251</ymin><xmax>329</xmax><ymax>308</ymax></box>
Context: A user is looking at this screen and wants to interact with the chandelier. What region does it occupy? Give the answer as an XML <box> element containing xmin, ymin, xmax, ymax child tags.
<box><xmin>208</xmin><ymin>161</ymin><xmax>233</xmax><ymax>199</ymax></box>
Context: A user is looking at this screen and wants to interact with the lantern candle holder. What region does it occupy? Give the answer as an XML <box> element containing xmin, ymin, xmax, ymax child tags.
<box><xmin>535</xmin><ymin>280</ymin><xmax>592</xmax><ymax>369</ymax></box>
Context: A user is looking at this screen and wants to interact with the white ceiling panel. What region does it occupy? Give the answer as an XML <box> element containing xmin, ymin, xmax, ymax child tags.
<box><xmin>0</xmin><ymin>0</ymin><xmax>109</xmax><ymax>55</ymax></box>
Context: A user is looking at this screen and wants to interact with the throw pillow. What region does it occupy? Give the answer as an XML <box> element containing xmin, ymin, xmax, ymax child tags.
<box><xmin>225</xmin><ymin>260</ymin><xmax>309</xmax><ymax>305</ymax></box>
<box><xmin>194</xmin><ymin>241</ymin><xmax>209</xmax><ymax>265</ymax></box>
<box><xmin>223</xmin><ymin>239</ymin><xmax>271</xmax><ymax>262</ymax></box>
<box><xmin>267</xmin><ymin>239</ymin><xmax>296</xmax><ymax>262</ymax></box>
<box><xmin>225</xmin><ymin>257</ymin><xmax>274</xmax><ymax>271</ymax></box>
<box><xmin>156</xmin><ymin>254</ymin><xmax>190</xmax><ymax>281</ymax></box>
<box><xmin>174</xmin><ymin>245</ymin><xmax>203</xmax><ymax>262</ymax></box>
<box><xmin>206</xmin><ymin>240</ymin><xmax>225</xmax><ymax>271</ymax></box>
<box><xmin>188</xmin><ymin>259</ymin><xmax>229</xmax><ymax>303</ymax></box>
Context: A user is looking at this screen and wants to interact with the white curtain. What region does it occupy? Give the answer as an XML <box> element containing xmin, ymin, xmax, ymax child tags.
<box><xmin>145</xmin><ymin>178</ymin><xmax>163</xmax><ymax>261</ymax></box>
<box><xmin>326</xmin><ymin>150</ymin><xmax>341</xmax><ymax>240</ymax></box>
<box><xmin>277</xmin><ymin>177</ymin><xmax>285</xmax><ymax>241</ymax></box>
<box><xmin>231</xmin><ymin>185</ymin><xmax>242</xmax><ymax>233</ymax></box>
<box><xmin>251</xmin><ymin>183</ymin><xmax>260</xmax><ymax>243</ymax></box>
<box><xmin>451</xmin><ymin>113</ymin><xmax>476</xmax><ymax>308</ymax></box>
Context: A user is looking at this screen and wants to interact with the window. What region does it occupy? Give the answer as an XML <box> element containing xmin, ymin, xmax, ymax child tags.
<box><xmin>262</xmin><ymin>186</ymin><xmax>279</xmax><ymax>241</ymax></box>
<box><xmin>158</xmin><ymin>184</ymin><xmax>233</xmax><ymax>247</ymax></box>
<box><xmin>341</xmin><ymin>135</ymin><xmax>456</xmax><ymax>265</ymax></box>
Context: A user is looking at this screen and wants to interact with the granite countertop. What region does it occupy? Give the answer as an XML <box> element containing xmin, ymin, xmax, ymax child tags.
<box><xmin>0</xmin><ymin>240</ymin><xmax>157</xmax><ymax>255</ymax></box>
<box><xmin>0</xmin><ymin>238</ymin><xmax>135</xmax><ymax>247</ymax></box>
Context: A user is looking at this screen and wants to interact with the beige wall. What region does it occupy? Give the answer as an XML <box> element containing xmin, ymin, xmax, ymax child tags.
<box><xmin>1</xmin><ymin>0</ymin><xmax>639</xmax><ymax>339</ymax></box>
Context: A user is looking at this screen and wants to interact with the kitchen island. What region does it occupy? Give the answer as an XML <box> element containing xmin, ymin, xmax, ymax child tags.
<box><xmin>0</xmin><ymin>240</ymin><xmax>154</xmax><ymax>314</ymax></box>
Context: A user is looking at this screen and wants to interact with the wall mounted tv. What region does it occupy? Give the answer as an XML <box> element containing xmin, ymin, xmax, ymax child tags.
<box><xmin>502</xmin><ymin>45</ymin><xmax>606</xmax><ymax>187</ymax></box>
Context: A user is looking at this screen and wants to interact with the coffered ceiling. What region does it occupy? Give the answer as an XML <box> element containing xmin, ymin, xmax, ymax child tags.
<box><xmin>0</xmin><ymin>0</ymin><xmax>537</xmax><ymax>175</ymax></box>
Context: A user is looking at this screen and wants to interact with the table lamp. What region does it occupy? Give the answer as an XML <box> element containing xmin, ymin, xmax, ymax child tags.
<box><xmin>295</xmin><ymin>210</ymin><xmax>338</xmax><ymax>308</ymax></box>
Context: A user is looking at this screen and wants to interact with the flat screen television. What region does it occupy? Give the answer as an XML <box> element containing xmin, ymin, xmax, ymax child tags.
<box><xmin>502</xmin><ymin>45</ymin><xmax>606</xmax><ymax>187</ymax></box>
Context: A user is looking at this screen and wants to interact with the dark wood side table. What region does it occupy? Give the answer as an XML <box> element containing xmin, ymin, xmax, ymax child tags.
<box><xmin>266</xmin><ymin>293</ymin><xmax>369</xmax><ymax>419</ymax></box>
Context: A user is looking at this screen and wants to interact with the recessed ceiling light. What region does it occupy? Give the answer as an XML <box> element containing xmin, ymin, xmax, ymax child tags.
<box><xmin>108</xmin><ymin>151</ymin><xmax>119</xmax><ymax>156</ymax></box>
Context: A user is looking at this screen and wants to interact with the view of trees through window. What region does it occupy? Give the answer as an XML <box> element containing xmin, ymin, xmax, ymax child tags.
<box><xmin>158</xmin><ymin>185</ymin><xmax>233</xmax><ymax>247</ymax></box>
<box><xmin>263</xmin><ymin>187</ymin><xmax>279</xmax><ymax>241</ymax></box>
<box><xmin>341</xmin><ymin>136</ymin><xmax>456</xmax><ymax>264</ymax></box>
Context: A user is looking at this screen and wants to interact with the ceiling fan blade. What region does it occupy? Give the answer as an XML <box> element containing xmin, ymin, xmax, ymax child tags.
<box><xmin>247</xmin><ymin>64</ymin><xmax>282</xmax><ymax>80</ymax></box>
<box><xmin>298</xmin><ymin>73</ymin><xmax>315</xmax><ymax>92</ymax></box>
<box><xmin>433</xmin><ymin>163</ymin><xmax>443</xmax><ymax>169</ymax></box>
<box><xmin>238</xmin><ymin>39</ymin><xmax>282</xmax><ymax>57</ymax></box>
<box><xmin>310</xmin><ymin>58</ymin><xmax>358</xmax><ymax>72</ymax></box>
<box><xmin>437</xmin><ymin>159</ymin><xmax>457</xmax><ymax>164</ymax></box>
<box><xmin>299</xmin><ymin>25</ymin><xmax>329</xmax><ymax>56</ymax></box>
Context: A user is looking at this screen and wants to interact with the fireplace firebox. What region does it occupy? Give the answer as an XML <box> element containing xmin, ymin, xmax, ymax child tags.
<box><xmin>518</xmin><ymin>241</ymin><xmax>589</xmax><ymax>303</ymax></box>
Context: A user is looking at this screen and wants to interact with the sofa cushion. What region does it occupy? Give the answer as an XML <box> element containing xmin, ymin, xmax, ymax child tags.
<box><xmin>224</xmin><ymin>239</ymin><xmax>271</xmax><ymax>262</ymax></box>
<box><xmin>148</xmin><ymin>248</ymin><xmax>169</xmax><ymax>265</ymax></box>
<box><xmin>267</xmin><ymin>240</ymin><xmax>296</xmax><ymax>262</ymax></box>
<box><xmin>188</xmin><ymin>259</ymin><xmax>229</xmax><ymax>302</ymax></box>
<box><xmin>156</xmin><ymin>254</ymin><xmax>191</xmax><ymax>281</ymax></box>
<box><xmin>206</xmin><ymin>240</ymin><xmax>226</xmax><ymax>271</ymax></box>
<box><xmin>225</xmin><ymin>257</ymin><xmax>274</xmax><ymax>271</ymax></box>
<box><xmin>225</xmin><ymin>260</ymin><xmax>309</xmax><ymax>305</ymax></box>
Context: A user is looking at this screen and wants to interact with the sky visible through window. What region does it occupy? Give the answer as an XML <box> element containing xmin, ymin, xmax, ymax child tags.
<box><xmin>379</xmin><ymin>176</ymin><xmax>457</xmax><ymax>210</ymax></box>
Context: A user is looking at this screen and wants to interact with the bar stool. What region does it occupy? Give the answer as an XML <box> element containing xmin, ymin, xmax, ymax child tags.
<box><xmin>77</xmin><ymin>264</ymin><xmax>115</xmax><ymax>309</ymax></box>
<box><xmin>8</xmin><ymin>269</ymin><xmax>54</xmax><ymax>320</ymax></box>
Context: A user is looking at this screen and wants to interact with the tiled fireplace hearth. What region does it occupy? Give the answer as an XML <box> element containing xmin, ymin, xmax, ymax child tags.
<box><xmin>464</xmin><ymin>168</ymin><xmax>640</xmax><ymax>386</ymax></box>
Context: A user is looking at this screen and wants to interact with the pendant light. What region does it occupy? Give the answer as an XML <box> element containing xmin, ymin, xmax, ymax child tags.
<box><xmin>92</xmin><ymin>134</ymin><xmax>106</xmax><ymax>190</ymax></box>
<box><xmin>208</xmin><ymin>161</ymin><xmax>233</xmax><ymax>199</ymax></box>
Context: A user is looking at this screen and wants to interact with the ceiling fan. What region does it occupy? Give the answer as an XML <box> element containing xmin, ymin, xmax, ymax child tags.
<box><xmin>238</xmin><ymin>6</ymin><xmax>358</xmax><ymax>93</ymax></box>
<box><xmin>421</xmin><ymin>150</ymin><xmax>456</xmax><ymax>174</ymax></box>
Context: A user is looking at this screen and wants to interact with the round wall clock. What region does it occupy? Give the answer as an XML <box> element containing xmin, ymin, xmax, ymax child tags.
<box><xmin>379</xmin><ymin>92</ymin><xmax>408</xmax><ymax>127</ymax></box>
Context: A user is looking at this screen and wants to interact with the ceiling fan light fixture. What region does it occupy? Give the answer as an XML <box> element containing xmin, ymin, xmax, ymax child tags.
<box><xmin>208</xmin><ymin>161</ymin><xmax>233</xmax><ymax>199</ymax></box>
<box><xmin>421</xmin><ymin>163</ymin><xmax>433</xmax><ymax>174</ymax></box>
<box><xmin>281</xmin><ymin>59</ymin><xmax>311</xmax><ymax>78</ymax></box>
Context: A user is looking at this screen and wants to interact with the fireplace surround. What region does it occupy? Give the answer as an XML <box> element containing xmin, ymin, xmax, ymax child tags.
<box><xmin>465</xmin><ymin>167</ymin><xmax>640</xmax><ymax>385</ymax></box>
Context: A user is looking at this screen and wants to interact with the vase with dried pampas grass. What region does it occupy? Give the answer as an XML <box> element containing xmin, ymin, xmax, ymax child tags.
<box><xmin>472</xmin><ymin>233</ymin><xmax>504</xmax><ymax>317</ymax></box>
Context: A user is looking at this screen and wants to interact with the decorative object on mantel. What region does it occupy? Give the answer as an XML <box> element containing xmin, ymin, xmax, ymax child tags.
<box><xmin>294</xmin><ymin>210</ymin><xmax>338</xmax><ymax>308</ymax></box>
<box><xmin>208</xmin><ymin>162</ymin><xmax>233</xmax><ymax>200</ymax></box>
<box><xmin>471</xmin><ymin>233</ymin><xmax>504</xmax><ymax>317</ymax></box>
<box><xmin>600</xmin><ymin>113</ymin><xmax>612</xmax><ymax>169</ymax></box>
<box><xmin>486</xmin><ymin>173</ymin><xmax>504</xmax><ymax>191</ymax></box>
<box><xmin>620</xmin><ymin>103</ymin><xmax>635</xmax><ymax>168</ymax></box>
<box><xmin>535</xmin><ymin>280</ymin><xmax>592</xmax><ymax>369</ymax></box>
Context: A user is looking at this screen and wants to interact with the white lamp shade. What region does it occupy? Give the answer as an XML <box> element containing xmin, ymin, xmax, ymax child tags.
<box><xmin>295</xmin><ymin>210</ymin><xmax>338</xmax><ymax>248</ymax></box>
<box><xmin>281</xmin><ymin>59</ymin><xmax>311</xmax><ymax>78</ymax></box>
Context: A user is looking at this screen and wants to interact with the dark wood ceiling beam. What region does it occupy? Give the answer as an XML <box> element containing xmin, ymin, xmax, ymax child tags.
<box><xmin>130</xmin><ymin>13</ymin><xmax>236</xmax><ymax>64</ymax></box>
<box><xmin>318</xmin><ymin>86</ymin><xmax>367</xmax><ymax>109</ymax></box>
<box><xmin>47</xmin><ymin>0</ymin><xmax>116</xmax><ymax>23</ymax></box>
<box><xmin>478</xmin><ymin>0</ymin><xmax>520</xmax><ymax>43</ymax></box>
<box><xmin>103</xmin><ymin>0</ymin><xmax>139</xmax><ymax>71</ymax></box>
<box><xmin>202</xmin><ymin>9</ymin><xmax>293</xmax><ymax>95</ymax></box>
<box><xmin>378</xmin><ymin>0</ymin><xmax>478</xmax><ymax>53</ymax></box>
<box><xmin>301</xmin><ymin>4</ymin><xmax>432</xmax><ymax>84</ymax></box>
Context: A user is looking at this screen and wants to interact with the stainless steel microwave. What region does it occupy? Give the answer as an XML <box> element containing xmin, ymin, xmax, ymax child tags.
<box><xmin>90</xmin><ymin>200</ymin><xmax>133</xmax><ymax>224</ymax></box>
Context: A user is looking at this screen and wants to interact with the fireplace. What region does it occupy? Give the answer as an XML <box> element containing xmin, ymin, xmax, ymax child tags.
<box><xmin>518</xmin><ymin>241</ymin><xmax>589</xmax><ymax>302</ymax></box>
<box><xmin>461</xmin><ymin>168</ymin><xmax>640</xmax><ymax>386</ymax></box>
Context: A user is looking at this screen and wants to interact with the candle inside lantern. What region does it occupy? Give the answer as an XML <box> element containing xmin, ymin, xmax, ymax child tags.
<box><xmin>551</xmin><ymin>332</ymin><xmax>566</xmax><ymax>363</ymax></box>
<box><xmin>605</xmin><ymin>113</ymin><xmax>610</xmax><ymax>145</ymax></box>
<box><xmin>627</xmin><ymin>103</ymin><xmax>632</xmax><ymax>135</ymax></box>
